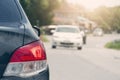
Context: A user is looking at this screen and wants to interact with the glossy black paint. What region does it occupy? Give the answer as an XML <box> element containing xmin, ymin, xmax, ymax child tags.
<box><xmin>0</xmin><ymin>25</ymin><xmax>24</xmax><ymax>78</ymax></box>
<box><xmin>0</xmin><ymin>0</ymin><xmax>49</xmax><ymax>80</ymax></box>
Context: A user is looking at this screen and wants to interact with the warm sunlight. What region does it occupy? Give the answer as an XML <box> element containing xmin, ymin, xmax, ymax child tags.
<box><xmin>67</xmin><ymin>0</ymin><xmax>120</xmax><ymax>10</ymax></box>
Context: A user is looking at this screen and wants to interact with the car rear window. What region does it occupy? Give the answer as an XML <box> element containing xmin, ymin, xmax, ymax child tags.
<box><xmin>0</xmin><ymin>0</ymin><xmax>21</xmax><ymax>23</ymax></box>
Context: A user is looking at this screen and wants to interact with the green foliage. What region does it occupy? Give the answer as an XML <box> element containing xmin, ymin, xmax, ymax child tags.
<box><xmin>20</xmin><ymin>0</ymin><xmax>120</xmax><ymax>31</ymax></box>
<box><xmin>105</xmin><ymin>40</ymin><xmax>120</xmax><ymax>50</ymax></box>
<box><xmin>20</xmin><ymin>0</ymin><xmax>60</xmax><ymax>27</ymax></box>
<box><xmin>87</xmin><ymin>6</ymin><xmax>120</xmax><ymax>32</ymax></box>
<box><xmin>41</xmin><ymin>35</ymin><xmax>49</xmax><ymax>42</ymax></box>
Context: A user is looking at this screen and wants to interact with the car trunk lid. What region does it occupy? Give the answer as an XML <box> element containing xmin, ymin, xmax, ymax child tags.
<box><xmin>0</xmin><ymin>25</ymin><xmax>24</xmax><ymax>78</ymax></box>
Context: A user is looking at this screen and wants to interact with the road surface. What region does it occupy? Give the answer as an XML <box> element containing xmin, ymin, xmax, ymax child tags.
<box><xmin>44</xmin><ymin>34</ymin><xmax>120</xmax><ymax>80</ymax></box>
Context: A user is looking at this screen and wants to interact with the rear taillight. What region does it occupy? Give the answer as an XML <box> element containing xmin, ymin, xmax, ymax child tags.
<box><xmin>4</xmin><ymin>41</ymin><xmax>47</xmax><ymax>77</ymax></box>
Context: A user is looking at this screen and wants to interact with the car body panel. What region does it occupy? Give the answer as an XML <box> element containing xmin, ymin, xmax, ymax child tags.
<box><xmin>0</xmin><ymin>0</ymin><xmax>49</xmax><ymax>79</ymax></box>
<box><xmin>0</xmin><ymin>26</ymin><xmax>24</xmax><ymax>78</ymax></box>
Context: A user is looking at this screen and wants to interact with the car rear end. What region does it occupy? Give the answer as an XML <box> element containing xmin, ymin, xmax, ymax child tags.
<box><xmin>93</xmin><ymin>28</ymin><xmax>103</xmax><ymax>36</ymax></box>
<box><xmin>0</xmin><ymin>0</ymin><xmax>49</xmax><ymax>80</ymax></box>
<box><xmin>52</xmin><ymin>34</ymin><xmax>82</xmax><ymax>47</ymax></box>
<box><xmin>52</xmin><ymin>25</ymin><xmax>83</xmax><ymax>50</ymax></box>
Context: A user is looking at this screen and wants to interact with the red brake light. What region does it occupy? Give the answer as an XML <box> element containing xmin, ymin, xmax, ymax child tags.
<box><xmin>10</xmin><ymin>41</ymin><xmax>46</xmax><ymax>62</ymax></box>
<box><xmin>4</xmin><ymin>41</ymin><xmax>47</xmax><ymax>77</ymax></box>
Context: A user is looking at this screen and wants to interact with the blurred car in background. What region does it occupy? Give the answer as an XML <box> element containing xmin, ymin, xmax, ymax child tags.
<box><xmin>117</xmin><ymin>29</ymin><xmax>120</xmax><ymax>33</ymax></box>
<box><xmin>42</xmin><ymin>25</ymin><xmax>56</xmax><ymax>35</ymax></box>
<box><xmin>93</xmin><ymin>28</ymin><xmax>104</xmax><ymax>36</ymax></box>
<box><xmin>52</xmin><ymin>25</ymin><xmax>83</xmax><ymax>50</ymax></box>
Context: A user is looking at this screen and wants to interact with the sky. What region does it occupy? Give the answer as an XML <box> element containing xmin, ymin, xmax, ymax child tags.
<box><xmin>67</xmin><ymin>0</ymin><xmax>120</xmax><ymax>10</ymax></box>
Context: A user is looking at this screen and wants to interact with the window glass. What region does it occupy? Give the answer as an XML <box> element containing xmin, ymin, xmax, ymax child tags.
<box><xmin>0</xmin><ymin>0</ymin><xmax>21</xmax><ymax>23</ymax></box>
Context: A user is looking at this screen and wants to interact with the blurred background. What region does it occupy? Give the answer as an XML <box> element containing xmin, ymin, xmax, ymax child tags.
<box><xmin>19</xmin><ymin>0</ymin><xmax>120</xmax><ymax>80</ymax></box>
<box><xmin>20</xmin><ymin>0</ymin><xmax>120</xmax><ymax>34</ymax></box>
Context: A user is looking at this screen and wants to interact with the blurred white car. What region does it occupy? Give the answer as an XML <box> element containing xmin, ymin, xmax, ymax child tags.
<box><xmin>93</xmin><ymin>28</ymin><xmax>104</xmax><ymax>36</ymax></box>
<box><xmin>52</xmin><ymin>25</ymin><xmax>83</xmax><ymax>50</ymax></box>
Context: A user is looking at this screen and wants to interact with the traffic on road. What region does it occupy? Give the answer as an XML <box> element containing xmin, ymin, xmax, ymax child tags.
<box><xmin>0</xmin><ymin>0</ymin><xmax>120</xmax><ymax>80</ymax></box>
<box><xmin>45</xmin><ymin>34</ymin><xmax>120</xmax><ymax>80</ymax></box>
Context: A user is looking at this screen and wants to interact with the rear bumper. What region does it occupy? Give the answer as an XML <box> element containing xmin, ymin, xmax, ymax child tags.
<box><xmin>1</xmin><ymin>67</ymin><xmax>49</xmax><ymax>80</ymax></box>
<box><xmin>52</xmin><ymin>39</ymin><xmax>82</xmax><ymax>47</ymax></box>
<box><xmin>54</xmin><ymin>42</ymin><xmax>82</xmax><ymax>47</ymax></box>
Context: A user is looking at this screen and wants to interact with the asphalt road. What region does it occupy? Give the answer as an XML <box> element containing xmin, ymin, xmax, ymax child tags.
<box><xmin>44</xmin><ymin>34</ymin><xmax>120</xmax><ymax>80</ymax></box>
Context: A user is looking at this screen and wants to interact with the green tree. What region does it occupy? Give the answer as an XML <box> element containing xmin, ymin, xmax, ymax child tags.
<box><xmin>87</xmin><ymin>6</ymin><xmax>120</xmax><ymax>32</ymax></box>
<box><xmin>20</xmin><ymin>0</ymin><xmax>60</xmax><ymax>27</ymax></box>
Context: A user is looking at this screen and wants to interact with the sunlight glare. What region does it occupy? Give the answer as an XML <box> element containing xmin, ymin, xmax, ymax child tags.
<box><xmin>67</xmin><ymin>0</ymin><xmax>120</xmax><ymax>11</ymax></box>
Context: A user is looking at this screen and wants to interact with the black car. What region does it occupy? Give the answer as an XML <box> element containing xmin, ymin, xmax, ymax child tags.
<box><xmin>0</xmin><ymin>0</ymin><xmax>49</xmax><ymax>80</ymax></box>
